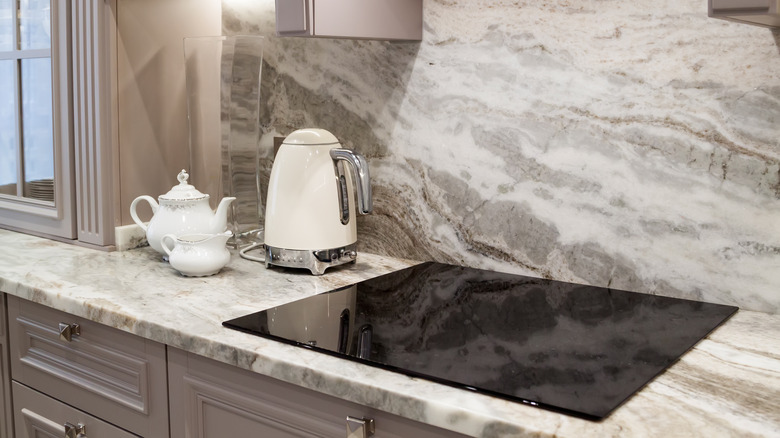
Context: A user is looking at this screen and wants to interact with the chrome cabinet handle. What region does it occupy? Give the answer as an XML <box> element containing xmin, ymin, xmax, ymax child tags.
<box><xmin>59</xmin><ymin>322</ymin><xmax>81</xmax><ymax>342</ymax></box>
<box><xmin>64</xmin><ymin>421</ymin><xmax>86</xmax><ymax>438</ymax></box>
<box><xmin>346</xmin><ymin>416</ymin><xmax>375</xmax><ymax>438</ymax></box>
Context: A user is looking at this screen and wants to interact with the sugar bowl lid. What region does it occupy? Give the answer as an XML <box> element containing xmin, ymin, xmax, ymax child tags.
<box><xmin>159</xmin><ymin>169</ymin><xmax>209</xmax><ymax>201</ymax></box>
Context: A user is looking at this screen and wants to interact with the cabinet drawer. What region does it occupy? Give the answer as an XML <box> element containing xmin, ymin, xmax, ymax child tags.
<box><xmin>168</xmin><ymin>348</ymin><xmax>468</xmax><ymax>438</ymax></box>
<box><xmin>12</xmin><ymin>381</ymin><xmax>138</xmax><ymax>438</ymax></box>
<box><xmin>7</xmin><ymin>296</ymin><xmax>168</xmax><ymax>437</ymax></box>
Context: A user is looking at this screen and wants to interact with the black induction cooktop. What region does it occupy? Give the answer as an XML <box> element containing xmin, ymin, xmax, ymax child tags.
<box><xmin>223</xmin><ymin>262</ymin><xmax>737</xmax><ymax>420</ymax></box>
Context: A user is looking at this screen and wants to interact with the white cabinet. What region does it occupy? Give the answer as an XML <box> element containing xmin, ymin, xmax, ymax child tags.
<box><xmin>168</xmin><ymin>347</ymin><xmax>468</xmax><ymax>438</ymax></box>
<box><xmin>276</xmin><ymin>0</ymin><xmax>423</xmax><ymax>40</ymax></box>
<box><xmin>708</xmin><ymin>0</ymin><xmax>780</xmax><ymax>27</ymax></box>
<box><xmin>0</xmin><ymin>295</ymin><xmax>13</xmax><ymax>438</ymax></box>
<box><xmin>7</xmin><ymin>296</ymin><xmax>169</xmax><ymax>437</ymax></box>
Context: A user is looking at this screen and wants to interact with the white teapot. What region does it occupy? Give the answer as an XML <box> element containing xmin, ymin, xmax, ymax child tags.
<box><xmin>130</xmin><ymin>169</ymin><xmax>235</xmax><ymax>256</ymax></box>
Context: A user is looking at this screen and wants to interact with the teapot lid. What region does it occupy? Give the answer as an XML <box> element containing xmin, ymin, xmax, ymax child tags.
<box><xmin>159</xmin><ymin>170</ymin><xmax>209</xmax><ymax>201</ymax></box>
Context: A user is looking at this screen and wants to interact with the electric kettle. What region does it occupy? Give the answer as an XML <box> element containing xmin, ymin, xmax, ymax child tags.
<box><xmin>263</xmin><ymin>128</ymin><xmax>372</xmax><ymax>275</ymax></box>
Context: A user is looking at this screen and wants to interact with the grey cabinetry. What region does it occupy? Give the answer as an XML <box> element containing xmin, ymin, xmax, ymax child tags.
<box><xmin>168</xmin><ymin>347</ymin><xmax>467</xmax><ymax>438</ymax></box>
<box><xmin>0</xmin><ymin>294</ymin><xmax>13</xmax><ymax>438</ymax></box>
<box><xmin>7</xmin><ymin>296</ymin><xmax>168</xmax><ymax>437</ymax></box>
<box><xmin>12</xmin><ymin>382</ymin><xmax>137</xmax><ymax>438</ymax></box>
<box><xmin>2</xmin><ymin>297</ymin><xmax>467</xmax><ymax>437</ymax></box>
<box><xmin>276</xmin><ymin>0</ymin><xmax>422</xmax><ymax>40</ymax></box>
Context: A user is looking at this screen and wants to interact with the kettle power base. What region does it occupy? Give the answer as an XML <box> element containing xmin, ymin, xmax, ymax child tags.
<box><xmin>264</xmin><ymin>244</ymin><xmax>358</xmax><ymax>275</ymax></box>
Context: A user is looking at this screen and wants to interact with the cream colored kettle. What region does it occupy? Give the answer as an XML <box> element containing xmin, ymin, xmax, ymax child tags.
<box><xmin>263</xmin><ymin>128</ymin><xmax>372</xmax><ymax>275</ymax></box>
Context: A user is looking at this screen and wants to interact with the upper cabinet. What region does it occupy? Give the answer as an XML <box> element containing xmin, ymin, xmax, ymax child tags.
<box><xmin>708</xmin><ymin>0</ymin><xmax>780</xmax><ymax>27</ymax></box>
<box><xmin>276</xmin><ymin>0</ymin><xmax>422</xmax><ymax>40</ymax></box>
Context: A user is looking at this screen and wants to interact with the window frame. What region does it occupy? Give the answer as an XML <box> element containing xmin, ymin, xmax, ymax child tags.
<box><xmin>0</xmin><ymin>0</ymin><xmax>75</xmax><ymax>239</ymax></box>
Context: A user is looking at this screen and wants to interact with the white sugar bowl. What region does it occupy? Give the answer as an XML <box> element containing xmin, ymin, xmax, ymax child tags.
<box><xmin>161</xmin><ymin>231</ymin><xmax>232</xmax><ymax>277</ymax></box>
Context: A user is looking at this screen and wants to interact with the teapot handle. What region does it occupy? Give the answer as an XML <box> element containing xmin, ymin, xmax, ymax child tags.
<box><xmin>160</xmin><ymin>234</ymin><xmax>177</xmax><ymax>258</ymax></box>
<box><xmin>130</xmin><ymin>195</ymin><xmax>159</xmax><ymax>232</ymax></box>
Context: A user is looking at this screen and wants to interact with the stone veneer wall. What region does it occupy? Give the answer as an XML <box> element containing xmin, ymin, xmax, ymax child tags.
<box><xmin>221</xmin><ymin>0</ymin><xmax>780</xmax><ymax>313</ymax></box>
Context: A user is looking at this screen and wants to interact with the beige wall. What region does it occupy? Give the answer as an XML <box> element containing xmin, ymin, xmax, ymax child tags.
<box><xmin>116</xmin><ymin>0</ymin><xmax>221</xmax><ymax>224</ymax></box>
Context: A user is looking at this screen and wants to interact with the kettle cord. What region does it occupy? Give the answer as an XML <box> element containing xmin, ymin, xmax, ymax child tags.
<box><xmin>238</xmin><ymin>242</ymin><xmax>266</xmax><ymax>263</ymax></box>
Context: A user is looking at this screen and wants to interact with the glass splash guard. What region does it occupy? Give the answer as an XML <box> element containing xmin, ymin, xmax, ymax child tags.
<box><xmin>184</xmin><ymin>35</ymin><xmax>264</xmax><ymax>249</ymax></box>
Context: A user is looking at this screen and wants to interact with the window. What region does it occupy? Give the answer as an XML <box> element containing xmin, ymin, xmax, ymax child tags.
<box><xmin>0</xmin><ymin>0</ymin><xmax>74</xmax><ymax>239</ymax></box>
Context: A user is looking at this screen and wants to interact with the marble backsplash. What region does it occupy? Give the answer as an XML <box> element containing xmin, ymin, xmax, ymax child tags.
<box><xmin>221</xmin><ymin>0</ymin><xmax>780</xmax><ymax>313</ymax></box>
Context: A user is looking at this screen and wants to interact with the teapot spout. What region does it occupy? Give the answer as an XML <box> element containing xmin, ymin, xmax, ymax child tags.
<box><xmin>211</xmin><ymin>196</ymin><xmax>236</xmax><ymax>232</ymax></box>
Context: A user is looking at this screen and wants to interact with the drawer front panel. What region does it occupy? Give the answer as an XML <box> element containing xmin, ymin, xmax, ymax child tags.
<box><xmin>8</xmin><ymin>296</ymin><xmax>168</xmax><ymax>437</ymax></box>
<box><xmin>168</xmin><ymin>348</ymin><xmax>469</xmax><ymax>438</ymax></box>
<box><xmin>12</xmin><ymin>381</ymin><xmax>138</xmax><ymax>438</ymax></box>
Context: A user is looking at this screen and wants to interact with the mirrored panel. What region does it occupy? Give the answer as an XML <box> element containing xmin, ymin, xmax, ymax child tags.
<box><xmin>0</xmin><ymin>59</ymin><xmax>17</xmax><ymax>196</ymax></box>
<box><xmin>18</xmin><ymin>0</ymin><xmax>50</xmax><ymax>50</ymax></box>
<box><xmin>21</xmin><ymin>56</ymin><xmax>54</xmax><ymax>201</ymax></box>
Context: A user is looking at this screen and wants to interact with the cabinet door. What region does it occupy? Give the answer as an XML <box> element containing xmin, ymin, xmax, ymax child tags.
<box><xmin>168</xmin><ymin>347</ymin><xmax>468</xmax><ymax>438</ymax></box>
<box><xmin>0</xmin><ymin>294</ymin><xmax>13</xmax><ymax>438</ymax></box>
<box><xmin>7</xmin><ymin>296</ymin><xmax>169</xmax><ymax>437</ymax></box>
<box><xmin>12</xmin><ymin>381</ymin><xmax>138</xmax><ymax>438</ymax></box>
<box><xmin>275</xmin><ymin>0</ymin><xmax>422</xmax><ymax>40</ymax></box>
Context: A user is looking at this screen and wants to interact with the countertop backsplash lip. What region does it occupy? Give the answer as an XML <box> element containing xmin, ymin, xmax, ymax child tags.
<box><xmin>0</xmin><ymin>228</ymin><xmax>778</xmax><ymax>437</ymax></box>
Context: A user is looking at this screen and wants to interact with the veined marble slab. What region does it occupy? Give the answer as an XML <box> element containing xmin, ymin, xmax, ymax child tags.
<box><xmin>221</xmin><ymin>0</ymin><xmax>780</xmax><ymax>314</ymax></box>
<box><xmin>0</xmin><ymin>229</ymin><xmax>777</xmax><ymax>437</ymax></box>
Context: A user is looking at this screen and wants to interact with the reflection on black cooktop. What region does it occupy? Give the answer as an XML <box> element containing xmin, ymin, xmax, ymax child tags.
<box><xmin>223</xmin><ymin>262</ymin><xmax>737</xmax><ymax>420</ymax></box>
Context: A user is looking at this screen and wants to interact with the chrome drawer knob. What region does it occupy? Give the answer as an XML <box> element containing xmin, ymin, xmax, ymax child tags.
<box><xmin>64</xmin><ymin>421</ymin><xmax>87</xmax><ymax>438</ymax></box>
<box><xmin>59</xmin><ymin>322</ymin><xmax>81</xmax><ymax>342</ymax></box>
<box><xmin>346</xmin><ymin>416</ymin><xmax>375</xmax><ymax>438</ymax></box>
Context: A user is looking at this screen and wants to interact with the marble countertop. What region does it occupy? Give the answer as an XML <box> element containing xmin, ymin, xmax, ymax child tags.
<box><xmin>0</xmin><ymin>229</ymin><xmax>778</xmax><ymax>437</ymax></box>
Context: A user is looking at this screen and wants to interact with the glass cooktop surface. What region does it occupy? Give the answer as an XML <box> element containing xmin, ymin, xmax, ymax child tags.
<box><xmin>223</xmin><ymin>262</ymin><xmax>737</xmax><ymax>420</ymax></box>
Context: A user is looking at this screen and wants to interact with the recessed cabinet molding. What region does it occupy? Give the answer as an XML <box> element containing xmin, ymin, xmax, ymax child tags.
<box><xmin>275</xmin><ymin>0</ymin><xmax>423</xmax><ymax>40</ymax></box>
<box><xmin>708</xmin><ymin>0</ymin><xmax>780</xmax><ymax>27</ymax></box>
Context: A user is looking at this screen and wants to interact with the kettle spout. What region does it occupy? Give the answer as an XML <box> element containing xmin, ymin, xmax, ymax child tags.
<box><xmin>211</xmin><ymin>196</ymin><xmax>236</xmax><ymax>232</ymax></box>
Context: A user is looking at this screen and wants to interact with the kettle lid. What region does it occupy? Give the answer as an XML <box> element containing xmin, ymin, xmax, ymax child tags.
<box><xmin>159</xmin><ymin>169</ymin><xmax>209</xmax><ymax>201</ymax></box>
<box><xmin>282</xmin><ymin>128</ymin><xmax>340</xmax><ymax>146</ymax></box>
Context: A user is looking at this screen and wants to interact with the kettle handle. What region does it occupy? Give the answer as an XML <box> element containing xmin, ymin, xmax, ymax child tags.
<box><xmin>330</xmin><ymin>149</ymin><xmax>372</xmax><ymax>215</ymax></box>
<box><xmin>130</xmin><ymin>195</ymin><xmax>159</xmax><ymax>232</ymax></box>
